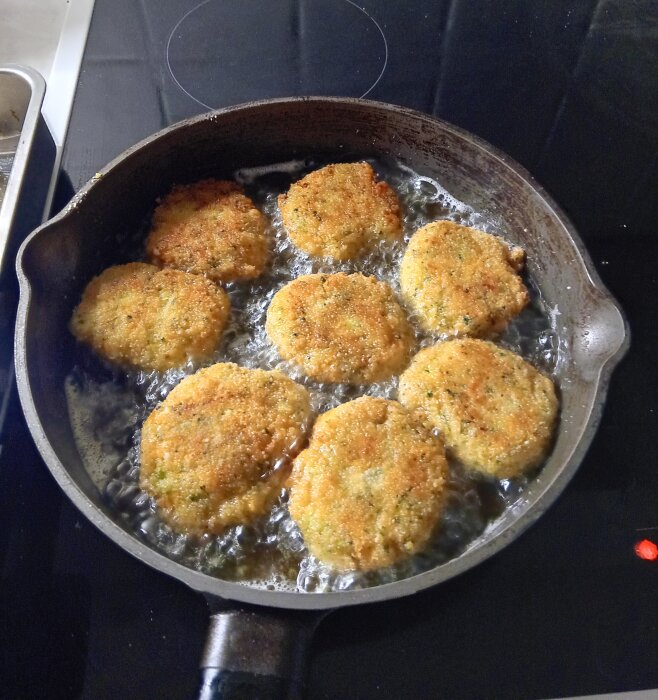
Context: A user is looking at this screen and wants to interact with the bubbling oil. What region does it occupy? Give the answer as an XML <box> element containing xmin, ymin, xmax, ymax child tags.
<box><xmin>65</xmin><ymin>158</ymin><xmax>561</xmax><ymax>593</ymax></box>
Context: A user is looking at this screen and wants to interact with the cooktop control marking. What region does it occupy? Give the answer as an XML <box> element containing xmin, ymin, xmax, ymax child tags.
<box><xmin>166</xmin><ymin>0</ymin><xmax>388</xmax><ymax>109</ymax></box>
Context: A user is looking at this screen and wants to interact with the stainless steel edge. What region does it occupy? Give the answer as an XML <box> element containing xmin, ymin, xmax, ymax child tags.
<box><xmin>0</xmin><ymin>64</ymin><xmax>47</xmax><ymax>274</ymax></box>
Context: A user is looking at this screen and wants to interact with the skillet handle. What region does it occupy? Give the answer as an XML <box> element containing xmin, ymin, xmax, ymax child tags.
<box><xmin>197</xmin><ymin>608</ymin><xmax>320</xmax><ymax>700</ymax></box>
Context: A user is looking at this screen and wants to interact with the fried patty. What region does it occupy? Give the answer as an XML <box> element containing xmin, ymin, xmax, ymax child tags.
<box><xmin>69</xmin><ymin>262</ymin><xmax>230</xmax><ymax>372</ymax></box>
<box><xmin>146</xmin><ymin>179</ymin><xmax>268</xmax><ymax>283</ymax></box>
<box><xmin>399</xmin><ymin>221</ymin><xmax>529</xmax><ymax>336</ymax></box>
<box><xmin>265</xmin><ymin>273</ymin><xmax>415</xmax><ymax>384</ymax></box>
<box><xmin>140</xmin><ymin>363</ymin><xmax>311</xmax><ymax>535</ymax></box>
<box><xmin>398</xmin><ymin>339</ymin><xmax>558</xmax><ymax>478</ymax></box>
<box><xmin>278</xmin><ymin>162</ymin><xmax>402</xmax><ymax>260</ymax></box>
<box><xmin>288</xmin><ymin>397</ymin><xmax>448</xmax><ymax>571</ymax></box>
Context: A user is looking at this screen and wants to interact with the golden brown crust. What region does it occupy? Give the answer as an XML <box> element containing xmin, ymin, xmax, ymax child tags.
<box><xmin>399</xmin><ymin>221</ymin><xmax>529</xmax><ymax>336</ymax></box>
<box><xmin>265</xmin><ymin>273</ymin><xmax>415</xmax><ymax>384</ymax></box>
<box><xmin>140</xmin><ymin>363</ymin><xmax>311</xmax><ymax>535</ymax></box>
<box><xmin>288</xmin><ymin>397</ymin><xmax>448</xmax><ymax>571</ymax></box>
<box><xmin>398</xmin><ymin>339</ymin><xmax>558</xmax><ymax>478</ymax></box>
<box><xmin>69</xmin><ymin>262</ymin><xmax>230</xmax><ymax>372</ymax></box>
<box><xmin>146</xmin><ymin>179</ymin><xmax>268</xmax><ymax>283</ymax></box>
<box><xmin>278</xmin><ymin>162</ymin><xmax>402</xmax><ymax>260</ymax></box>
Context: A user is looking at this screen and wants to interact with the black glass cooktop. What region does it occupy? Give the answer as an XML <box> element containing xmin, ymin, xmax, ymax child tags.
<box><xmin>2</xmin><ymin>1</ymin><xmax>657</xmax><ymax>698</ymax></box>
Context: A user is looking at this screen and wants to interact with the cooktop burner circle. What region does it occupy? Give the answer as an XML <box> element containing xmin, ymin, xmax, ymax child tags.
<box><xmin>166</xmin><ymin>0</ymin><xmax>388</xmax><ymax>109</ymax></box>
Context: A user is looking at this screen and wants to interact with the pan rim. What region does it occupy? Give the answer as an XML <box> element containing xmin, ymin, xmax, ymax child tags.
<box><xmin>15</xmin><ymin>96</ymin><xmax>629</xmax><ymax>610</ymax></box>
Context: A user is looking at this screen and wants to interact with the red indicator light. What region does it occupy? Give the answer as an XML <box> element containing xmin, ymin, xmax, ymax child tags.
<box><xmin>634</xmin><ymin>539</ymin><xmax>658</xmax><ymax>561</ymax></box>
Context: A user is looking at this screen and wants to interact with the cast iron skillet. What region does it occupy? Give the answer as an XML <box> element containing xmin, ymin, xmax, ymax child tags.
<box><xmin>15</xmin><ymin>98</ymin><xmax>628</xmax><ymax>698</ymax></box>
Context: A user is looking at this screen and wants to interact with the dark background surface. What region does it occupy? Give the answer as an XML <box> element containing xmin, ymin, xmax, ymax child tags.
<box><xmin>2</xmin><ymin>1</ymin><xmax>658</xmax><ymax>698</ymax></box>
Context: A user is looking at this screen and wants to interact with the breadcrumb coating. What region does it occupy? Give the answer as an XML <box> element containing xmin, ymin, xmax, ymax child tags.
<box><xmin>278</xmin><ymin>162</ymin><xmax>402</xmax><ymax>260</ymax></box>
<box><xmin>266</xmin><ymin>273</ymin><xmax>415</xmax><ymax>384</ymax></box>
<box><xmin>399</xmin><ymin>339</ymin><xmax>558</xmax><ymax>478</ymax></box>
<box><xmin>400</xmin><ymin>221</ymin><xmax>528</xmax><ymax>336</ymax></box>
<box><xmin>140</xmin><ymin>363</ymin><xmax>311</xmax><ymax>535</ymax></box>
<box><xmin>69</xmin><ymin>262</ymin><xmax>230</xmax><ymax>371</ymax></box>
<box><xmin>146</xmin><ymin>179</ymin><xmax>268</xmax><ymax>283</ymax></box>
<box><xmin>288</xmin><ymin>397</ymin><xmax>448</xmax><ymax>571</ymax></box>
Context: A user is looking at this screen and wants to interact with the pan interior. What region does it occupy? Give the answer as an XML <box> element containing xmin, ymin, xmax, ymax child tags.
<box><xmin>16</xmin><ymin>99</ymin><xmax>625</xmax><ymax>608</ymax></box>
<box><xmin>64</xmin><ymin>155</ymin><xmax>560</xmax><ymax>593</ymax></box>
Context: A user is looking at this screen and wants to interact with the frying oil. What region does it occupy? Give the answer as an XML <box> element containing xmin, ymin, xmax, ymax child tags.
<box><xmin>66</xmin><ymin>158</ymin><xmax>560</xmax><ymax>593</ymax></box>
